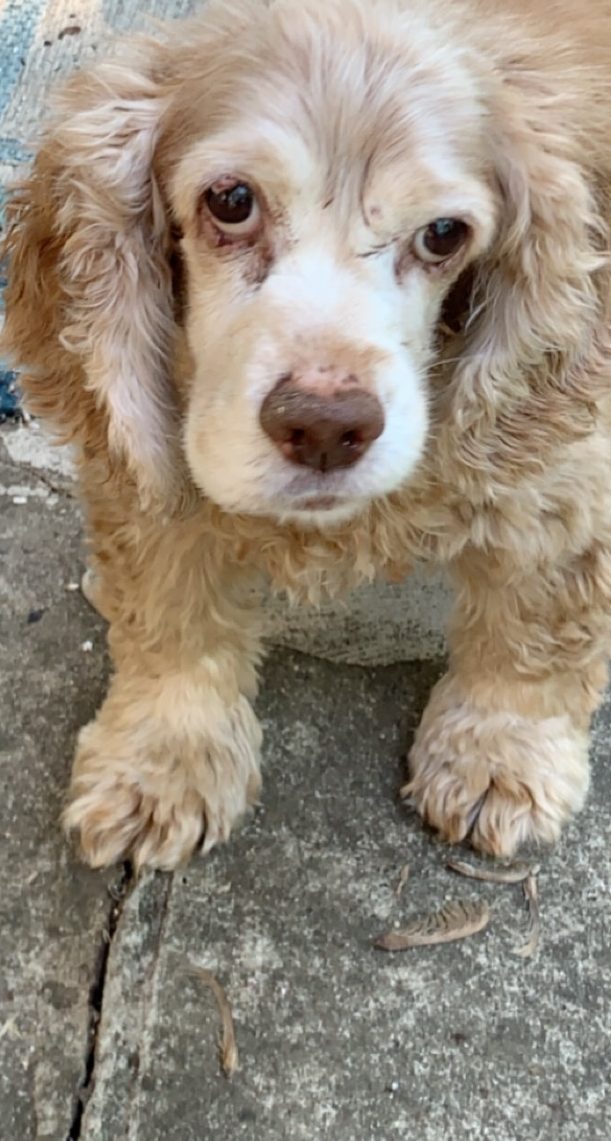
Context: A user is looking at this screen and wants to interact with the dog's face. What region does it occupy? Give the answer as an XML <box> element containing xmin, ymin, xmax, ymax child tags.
<box><xmin>163</xmin><ymin>9</ymin><xmax>498</xmax><ymax>523</ymax></box>
<box><xmin>14</xmin><ymin>0</ymin><xmax>593</xmax><ymax>523</ymax></box>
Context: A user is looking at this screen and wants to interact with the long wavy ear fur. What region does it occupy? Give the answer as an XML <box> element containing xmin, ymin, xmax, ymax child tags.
<box><xmin>446</xmin><ymin>46</ymin><xmax>610</xmax><ymax>476</ymax></box>
<box><xmin>1</xmin><ymin>42</ymin><xmax>179</xmax><ymax>504</ymax></box>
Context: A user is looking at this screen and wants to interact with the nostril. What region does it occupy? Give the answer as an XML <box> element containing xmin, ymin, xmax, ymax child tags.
<box><xmin>340</xmin><ymin>429</ymin><xmax>363</xmax><ymax>449</ymax></box>
<box><xmin>289</xmin><ymin>428</ymin><xmax>306</xmax><ymax>447</ymax></box>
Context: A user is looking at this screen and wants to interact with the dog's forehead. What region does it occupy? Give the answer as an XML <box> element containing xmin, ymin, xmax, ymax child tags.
<box><xmin>168</xmin><ymin>79</ymin><xmax>485</xmax><ymax>238</ymax></box>
<box><xmin>172</xmin><ymin>122</ymin><xmax>470</xmax><ymax>244</ymax></box>
<box><xmin>163</xmin><ymin>5</ymin><xmax>487</xmax><ymax>223</ymax></box>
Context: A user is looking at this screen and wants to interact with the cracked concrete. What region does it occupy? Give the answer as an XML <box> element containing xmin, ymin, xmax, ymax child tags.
<box><xmin>1</xmin><ymin>420</ymin><xmax>611</xmax><ymax>1141</ymax></box>
<box><xmin>0</xmin><ymin>445</ymin><xmax>121</xmax><ymax>1140</ymax></box>
<box><xmin>78</xmin><ymin>657</ymin><xmax>611</xmax><ymax>1141</ymax></box>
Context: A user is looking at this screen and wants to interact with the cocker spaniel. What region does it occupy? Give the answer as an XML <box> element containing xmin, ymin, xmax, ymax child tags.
<box><xmin>3</xmin><ymin>0</ymin><xmax>611</xmax><ymax>869</ymax></box>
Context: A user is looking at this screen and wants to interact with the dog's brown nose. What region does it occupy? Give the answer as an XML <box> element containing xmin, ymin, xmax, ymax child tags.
<box><xmin>259</xmin><ymin>373</ymin><xmax>384</xmax><ymax>472</ymax></box>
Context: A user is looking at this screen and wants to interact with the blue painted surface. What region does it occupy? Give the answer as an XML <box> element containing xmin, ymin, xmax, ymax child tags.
<box><xmin>0</xmin><ymin>137</ymin><xmax>32</xmax><ymax>165</ymax></box>
<box><xmin>0</xmin><ymin>370</ymin><xmax>19</xmax><ymax>420</ymax></box>
<box><xmin>0</xmin><ymin>1</ymin><xmax>43</xmax><ymax>419</ymax></box>
<box><xmin>0</xmin><ymin>0</ymin><xmax>45</xmax><ymax>121</ymax></box>
<box><xmin>0</xmin><ymin>0</ymin><xmax>29</xmax><ymax>418</ymax></box>
<box><xmin>1</xmin><ymin>182</ymin><xmax>21</xmax><ymax>419</ymax></box>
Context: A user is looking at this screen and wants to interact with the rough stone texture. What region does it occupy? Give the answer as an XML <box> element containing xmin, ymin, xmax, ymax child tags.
<box><xmin>1</xmin><ymin>423</ymin><xmax>76</xmax><ymax>490</ymax></box>
<box><xmin>264</xmin><ymin>572</ymin><xmax>452</xmax><ymax>665</ymax></box>
<box><xmin>0</xmin><ymin>446</ymin><xmax>122</xmax><ymax>1141</ymax></box>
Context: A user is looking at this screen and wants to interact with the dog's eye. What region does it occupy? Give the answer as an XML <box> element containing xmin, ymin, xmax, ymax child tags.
<box><xmin>204</xmin><ymin>180</ymin><xmax>261</xmax><ymax>238</ymax></box>
<box><xmin>413</xmin><ymin>218</ymin><xmax>469</xmax><ymax>264</ymax></box>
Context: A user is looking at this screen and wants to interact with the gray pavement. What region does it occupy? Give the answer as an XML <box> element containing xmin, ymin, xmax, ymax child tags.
<box><xmin>1</xmin><ymin>422</ymin><xmax>611</xmax><ymax>1141</ymax></box>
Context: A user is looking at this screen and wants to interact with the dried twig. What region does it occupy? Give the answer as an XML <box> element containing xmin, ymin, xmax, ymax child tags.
<box><xmin>394</xmin><ymin>864</ymin><xmax>410</xmax><ymax>898</ymax></box>
<box><xmin>188</xmin><ymin>966</ymin><xmax>238</xmax><ymax>1076</ymax></box>
<box><xmin>513</xmin><ymin>873</ymin><xmax>541</xmax><ymax>959</ymax></box>
<box><xmin>375</xmin><ymin>899</ymin><xmax>490</xmax><ymax>951</ymax></box>
<box><xmin>447</xmin><ymin>859</ymin><xmax>539</xmax><ymax>885</ymax></box>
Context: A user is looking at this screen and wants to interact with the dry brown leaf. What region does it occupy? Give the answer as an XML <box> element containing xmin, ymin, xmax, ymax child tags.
<box><xmin>513</xmin><ymin>873</ymin><xmax>541</xmax><ymax>959</ymax></box>
<box><xmin>188</xmin><ymin>965</ymin><xmax>238</xmax><ymax>1076</ymax></box>
<box><xmin>447</xmin><ymin>858</ymin><xmax>539</xmax><ymax>885</ymax></box>
<box><xmin>375</xmin><ymin>899</ymin><xmax>490</xmax><ymax>951</ymax></box>
<box><xmin>395</xmin><ymin>864</ymin><xmax>410</xmax><ymax>897</ymax></box>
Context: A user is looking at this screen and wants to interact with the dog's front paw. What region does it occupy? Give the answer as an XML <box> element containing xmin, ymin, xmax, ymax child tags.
<box><xmin>403</xmin><ymin>675</ymin><xmax>590</xmax><ymax>856</ymax></box>
<box><xmin>64</xmin><ymin>691</ymin><xmax>262</xmax><ymax>870</ymax></box>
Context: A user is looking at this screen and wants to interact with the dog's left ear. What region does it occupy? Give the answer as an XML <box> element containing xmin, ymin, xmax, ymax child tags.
<box><xmin>453</xmin><ymin>60</ymin><xmax>606</xmax><ymax>425</ymax></box>
<box><xmin>2</xmin><ymin>42</ymin><xmax>181</xmax><ymax>504</ymax></box>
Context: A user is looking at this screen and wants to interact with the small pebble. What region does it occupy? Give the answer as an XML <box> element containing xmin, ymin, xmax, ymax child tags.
<box><xmin>81</xmin><ymin>640</ymin><xmax>93</xmax><ymax>652</ymax></box>
<box><xmin>27</xmin><ymin>609</ymin><xmax>44</xmax><ymax>625</ymax></box>
<box><xmin>66</xmin><ymin>582</ymin><xmax>80</xmax><ymax>592</ymax></box>
<box><xmin>12</xmin><ymin>496</ymin><xmax>27</xmax><ymax>505</ymax></box>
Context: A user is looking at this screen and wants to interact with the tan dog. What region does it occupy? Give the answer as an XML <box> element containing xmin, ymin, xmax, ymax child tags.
<box><xmin>4</xmin><ymin>0</ymin><xmax>611</xmax><ymax>870</ymax></box>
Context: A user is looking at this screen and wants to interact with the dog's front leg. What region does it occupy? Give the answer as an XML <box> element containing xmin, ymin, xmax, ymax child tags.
<box><xmin>64</xmin><ymin>524</ymin><xmax>264</xmax><ymax>871</ymax></box>
<box><xmin>405</xmin><ymin>545</ymin><xmax>610</xmax><ymax>856</ymax></box>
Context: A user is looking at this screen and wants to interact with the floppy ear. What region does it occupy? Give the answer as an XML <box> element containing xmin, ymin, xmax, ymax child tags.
<box><xmin>447</xmin><ymin>59</ymin><xmax>608</xmax><ymax>471</ymax></box>
<box><xmin>1</xmin><ymin>43</ymin><xmax>180</xmax><ymax>504</ymax></box>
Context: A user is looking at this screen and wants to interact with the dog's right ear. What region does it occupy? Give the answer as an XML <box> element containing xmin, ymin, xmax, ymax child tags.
<box><xmin>1</xmin><ymin>42</ymin><xmax>181</xmax><ymax>504</ymax></box>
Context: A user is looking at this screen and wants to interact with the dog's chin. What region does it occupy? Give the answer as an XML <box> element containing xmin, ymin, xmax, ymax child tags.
<box><xmin>234</xmin><ymin>492</ymin><xmax>368</xmax><ymax>528</ymax></box>
<box><xmin>272</xmin><ymin>495</ymin><xmax>368</xmax><ymax>528</ymax></box>
<box><xmin>195</xmin><ymin>472</ymin><xmax>369</xmax><ymax>526</ymax></box>
<box><xmin>192</xmin><ymin>461</ymin><xmax>374</xmax><ymax>526</ymax></box>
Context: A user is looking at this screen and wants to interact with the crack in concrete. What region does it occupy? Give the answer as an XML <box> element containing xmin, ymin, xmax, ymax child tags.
<box><xmin>0</xmin><ymin>425</ymin><xmax>76</xmax><ymax>497</ymax></box>
<box><xmin>26</xmin><ymin>464</ymin><xmax>75</xmax><ymax>498</ymax></box>
<box><xmin>66</xmin><ymin>865</ymin><xmax>133</xmax><ymax>1141</ymax></box>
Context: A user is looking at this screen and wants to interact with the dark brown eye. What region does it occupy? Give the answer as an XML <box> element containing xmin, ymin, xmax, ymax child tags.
<box><xmin>413</xmin><ymin>218</ymin><xmax>469</xmax><ymax>264</ymax></box>
<box><xmin>203</xmin><ymin>180</ymin><xmax>261</xmax><ymax>237</ymax></box>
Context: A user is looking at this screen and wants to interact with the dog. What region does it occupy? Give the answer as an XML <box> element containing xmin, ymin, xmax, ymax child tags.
<box><xmin>3</xmin><ymin>0</ymin><xmax>611</xmax><ymax>870</ymax></box>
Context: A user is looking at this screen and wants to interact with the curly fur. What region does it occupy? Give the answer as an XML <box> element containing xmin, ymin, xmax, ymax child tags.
<box><xmin>4</xmin><ymin>0</ymin><xmax>611</xmax><ymax>867</ymax></box>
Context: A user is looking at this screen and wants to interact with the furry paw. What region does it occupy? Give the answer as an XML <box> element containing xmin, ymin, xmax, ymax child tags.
<box><xmin>403</xmin><ymin>675</ymin><xmax>590</xmax><ymax>857</ymax></box>
<box><xmin>64</xmin><ymin>687</ymin><xmax>262</xmax><ymax>870</ymax></box>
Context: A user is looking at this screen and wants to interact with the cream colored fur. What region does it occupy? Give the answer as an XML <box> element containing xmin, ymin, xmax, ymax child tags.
<box><xmin>3</xmin><ymin>0</ymin><xmax>611</xmax><ymax>868</ymax></box>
